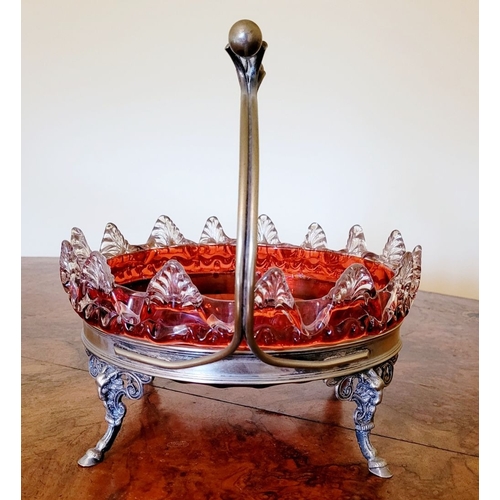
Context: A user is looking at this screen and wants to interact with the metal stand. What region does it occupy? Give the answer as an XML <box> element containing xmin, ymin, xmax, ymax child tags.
<box><xmin>79</xmin><ymin>350</ymin><xmax>398</xmax><ymax>476</ymax></box>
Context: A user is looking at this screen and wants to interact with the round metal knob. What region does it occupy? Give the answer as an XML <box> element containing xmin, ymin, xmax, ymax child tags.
<box><xmin>228</xmin><ymin>20</ymin><xmax>263</xmax><ymax>58</ymax></box>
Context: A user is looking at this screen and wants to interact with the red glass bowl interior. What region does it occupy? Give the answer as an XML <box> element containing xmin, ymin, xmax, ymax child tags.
<box><xmin>88</xmin><ymin>244</ymin><xmax>398</xmax><ymax>350</ymax></box>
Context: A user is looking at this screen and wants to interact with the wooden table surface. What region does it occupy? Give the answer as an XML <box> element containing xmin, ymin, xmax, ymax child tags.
<box><xmin>21</xmin><ymin>257</ymin><xmax>479</xmax><ymax>500</ymax></box>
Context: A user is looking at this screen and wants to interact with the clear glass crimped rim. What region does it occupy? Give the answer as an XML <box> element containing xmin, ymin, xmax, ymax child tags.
<box><xmin>59</xmin><ymin>214</ymin><xmax>422</xmax><ymax>350</ymax></box>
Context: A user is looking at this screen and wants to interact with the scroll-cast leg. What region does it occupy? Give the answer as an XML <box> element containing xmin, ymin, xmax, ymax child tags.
<box><xmin>326</xmin><ymin>356</ymin><xmax>397</xmax><ymax>478</ymax></box>
<box><xmin>79</xmin><ymin>353</ymin><xmax>152</xmax><ymax>467</ymax></box>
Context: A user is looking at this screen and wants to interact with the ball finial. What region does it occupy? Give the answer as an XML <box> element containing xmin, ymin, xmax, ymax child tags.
<box><xmin>228</xmin><ymin>20</ymin><xmax>263</xmax><ymax>58</ymax></box>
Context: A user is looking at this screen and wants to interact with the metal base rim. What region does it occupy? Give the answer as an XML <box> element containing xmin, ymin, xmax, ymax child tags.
<box><xmin>81</xmin><ymin>322</ymin><xmax>402</xmax><ymax>386</ymax></box>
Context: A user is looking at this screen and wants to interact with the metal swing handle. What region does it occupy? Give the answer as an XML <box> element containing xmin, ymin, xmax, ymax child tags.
<box><xmin>228</xmin><ymin>21</ymin><xmax>369</xmax><ymax>370</ymax></box>
<box><xmin>226</xmin><ymin>20</ymin><xmax>266</xmax><ymax>361</ymax></box>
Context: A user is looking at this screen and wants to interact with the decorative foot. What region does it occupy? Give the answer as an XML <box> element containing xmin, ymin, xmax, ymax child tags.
<box><xmin>326</xmin><ymin>356</ymin><xmax>397</xmax><ymax>478</ymax></box>
<box><xmin>79</xmin><ymin>353</ymin><xmax>152</xmax><ymax>467</ymax></box>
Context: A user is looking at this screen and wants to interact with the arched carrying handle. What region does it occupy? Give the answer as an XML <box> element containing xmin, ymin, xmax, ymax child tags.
<box><xmin>228</xmin><ymin>21</ymin><xmax>365</xmax><ymax>370</ymax></box>
<box><xmin>227</xmin><ymin>20</ymin><xmax>266</xmax><ymax>365</ymax></box>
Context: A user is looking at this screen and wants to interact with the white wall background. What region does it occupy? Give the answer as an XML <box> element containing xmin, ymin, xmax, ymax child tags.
<box><xmin>22</xmin><ymin>0</ymin><xmax>478</xmax><ymax>299</ymax></box>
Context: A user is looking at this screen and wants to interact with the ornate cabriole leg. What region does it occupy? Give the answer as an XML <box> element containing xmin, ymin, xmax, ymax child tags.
<box><xmin>78</xmin><ymin>352</ymin><xmax>153</xmax><ymax>467</ymax></box>
<box><xmin>326</xmin><ymin>356</ymin><xmax>398</xmax><ymax>478</ymax></box>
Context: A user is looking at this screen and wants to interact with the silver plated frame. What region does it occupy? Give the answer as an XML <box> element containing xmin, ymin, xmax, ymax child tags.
<box><xmin>72</xmin><ymin>20</ymin><xmax>411</xmax><ymax>479</ymax></box>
